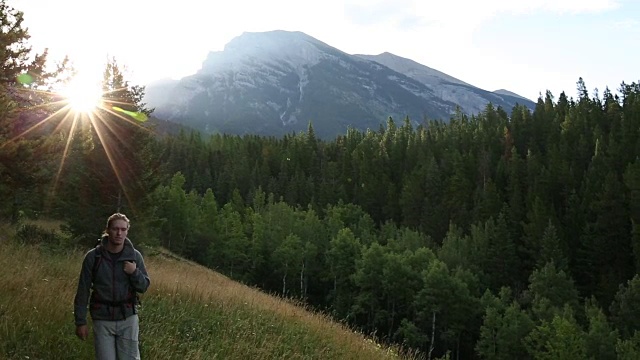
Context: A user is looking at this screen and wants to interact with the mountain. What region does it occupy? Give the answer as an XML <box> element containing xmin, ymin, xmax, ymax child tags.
<box><xmin>357</xmin><ymin>52</ymin><xmax>534</xmax><ymax>115</ymax></box>
<box><xmin>145</xmin><ymin>31</ymin><xmax>535</xmax><ymax>139</ymax></box>
<box><xmin>356</xmin><ymin>52</ymin><xmax>472</xmax><ymax>87</ymax></box>
<box><xmin>493</xmin><ymin>88</ymin><xmax>533</xmax><ymax>102</ymax></box>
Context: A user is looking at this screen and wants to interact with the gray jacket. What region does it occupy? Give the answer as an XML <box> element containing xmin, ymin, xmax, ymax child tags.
<box><xmin>74</xmin><ymin>237</ymin><xmax>150</xmax><ymax>325</ymax></box>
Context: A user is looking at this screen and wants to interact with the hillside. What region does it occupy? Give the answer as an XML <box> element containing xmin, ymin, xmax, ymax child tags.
<box><xmin>0</xmin><ymin>221</ymin><xmax>413</xmax><ymax>360</ymax></box>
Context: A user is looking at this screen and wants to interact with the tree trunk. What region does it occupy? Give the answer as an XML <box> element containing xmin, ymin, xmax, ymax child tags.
<box><xmin>428</xmin><ymin>311</ymin><xmax>436</xmax><ymax>360</ymax></box>
<box><xmin>388</xmin><ymin>300</ymin><xmax>396</xmax><ymax>339</ymax></box>
<box><xmin>300</xmin><ymin>261</ymin><xmax>305</xmax><ymax>298</ymax></box>
<box><xmin>282</xmin><ymin>272</ymin><xmax>287</xmax><ymax>296</ymax></box>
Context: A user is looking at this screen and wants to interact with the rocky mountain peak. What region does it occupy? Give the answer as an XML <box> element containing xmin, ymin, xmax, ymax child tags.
<box><xmin>199</xmin><ymin>30</ymin><xmax>332</xmax><ymax>75</ymax></box>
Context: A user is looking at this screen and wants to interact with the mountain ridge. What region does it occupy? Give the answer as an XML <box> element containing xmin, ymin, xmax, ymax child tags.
<box><xmin>144</xmin><ymin>30</ymin><xmax>535</xmax><ymax>139</ymax></box>
<box><xmin>356</xmin><ymin>52</ymin><xmax>532</xmax><ymax>115</ymax></box>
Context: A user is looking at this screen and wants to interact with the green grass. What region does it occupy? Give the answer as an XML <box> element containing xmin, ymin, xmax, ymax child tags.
<box><xmin>0</xmin><ymin>229</ymin><xmax>414</xmax><ymax>360</ymax></box>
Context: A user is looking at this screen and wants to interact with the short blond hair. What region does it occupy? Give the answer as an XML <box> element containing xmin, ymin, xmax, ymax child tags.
<box><xmin>105</xmin><ymin>213</ymin><xmax>130</xmax><ymax>231</ymax></box>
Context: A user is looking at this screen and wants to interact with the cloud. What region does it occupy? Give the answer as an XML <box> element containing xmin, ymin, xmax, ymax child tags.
<box><xmin>337</xmin><ymin>0</ymin><xmax>624</xmax><ymax>62</ymax></box>
<box><xmin>612</xmin><ymin>19</ymin><xmax>640</xmax><ymax>31</ymax></box>
<box><xmin>344</xmin><ymin>0</ymin><xmax>419</xmax><ymax>26</ymax></box>
<box><xmin>498</xmin><ymin>0</ymin><xmax>621</xmax><ymax>15</ymax></box>
<box><xmin>343</xmin><ymin>0</ymin><xmax>622</xmax><ymax>30</ymax></box>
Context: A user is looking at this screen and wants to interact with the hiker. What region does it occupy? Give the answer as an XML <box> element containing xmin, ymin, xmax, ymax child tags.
<box><xmin>74</xmin><ymin>213</ymin><xmax>150</xmax><ymax>360</ymax></box>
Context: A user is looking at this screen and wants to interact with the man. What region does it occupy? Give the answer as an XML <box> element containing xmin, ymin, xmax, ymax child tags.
<box><xmin>74</xmin><ymin>213</ymin><xmax>151</xmax><ymax>360</ymax></box>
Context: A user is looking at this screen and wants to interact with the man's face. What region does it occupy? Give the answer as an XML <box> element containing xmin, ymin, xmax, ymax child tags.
<box><xmin>108</xmin><ymin>219</ymin><xmax>129</xmax><ymax>246</ymax></box>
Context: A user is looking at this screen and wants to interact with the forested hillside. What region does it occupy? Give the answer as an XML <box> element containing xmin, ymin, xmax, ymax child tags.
<box><xmin>135</xmin><ymin>81</ymin><xmax>640</xmax><ymax>359</ymax></box>
<box><xmin>2</xmin><ymin>1</ymin><xmax>640</xmax><ymax>358</ymax></box>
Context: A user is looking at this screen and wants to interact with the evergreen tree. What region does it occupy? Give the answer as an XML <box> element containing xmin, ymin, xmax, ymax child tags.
<box><xmin>624</xmin><ymin>160</ymin><xmax>640</xmax><ymax>273</ymax></box>
<box><xmin>483</xmin><ymin>214</ymin><xmax>519</xmax><ymax>291</ymax></box>
<box><xmin>581</xmin><ymin>172</ymin><xmax>633</xmax><ymax>304</ymax></box>
<box><xmin>584</xmin><ymin>297</ymin><xmax>618</xmax><ymax>360</ymax></box>
<box><xmin>476</xmin><ymin>289</ymin><xmax>534</xmax><ymax>360</ymax></box>
<box><xmin>421</xmin><ymin>155</ymin><xmax>448</xmax><ymax>243</ymax></box>
<box><xmin>526</xmin><ymin>262</ymin><xmax>580</xmax><ymax>323</ymax></box>
<box><xmin>522</xmin><ymin>196</ymin><xmax>556</xmax><ymax>275</ymax></box>
<box><xmin>610</xmin><ymin>275</ymin><xmax>640</xmax><ymax>340</ymax></box>
<box><xmin>537</xmin><ymin>220</ymin><xmax>568</xmax><ymax>271</ymax></box>
<box><xmin>0</xmin><ymin>1</ymin><xmax>67</xmax><ymax>221</ymax></box>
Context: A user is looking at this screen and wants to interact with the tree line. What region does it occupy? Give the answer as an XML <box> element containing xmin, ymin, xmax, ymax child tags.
<box><xmin>2</xmin><ymin>1</ymin><xmax>640</xmax><ymax>358</ymax></box>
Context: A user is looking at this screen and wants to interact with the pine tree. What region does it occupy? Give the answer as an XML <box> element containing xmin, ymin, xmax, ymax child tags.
<box><xmin>0</xmin><ymin>1</ymin><xmax>35</xmax><ymax>84</ymax></box>
<box><xmin>0</xmin><ymin>1</ymin><xmax>66</xmax><ymax>221</ymax></box>
<box><xmin>484</xmin><ymin>213</ymin><xmax>519</xmax><ymax>291</ymax></box>
<box><xmin>537</xmin><ymin>220</ymin><xmax>568</xmax><ymax>271</ymax></box>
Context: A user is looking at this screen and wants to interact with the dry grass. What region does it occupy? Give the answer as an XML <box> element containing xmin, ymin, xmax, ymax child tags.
<box><xmin>0</xmin><ymin>239</ymin><xmax>413</xmax><ymax>360</ymax></box>
<box><xmin>19</xmin><ymin>218</ymin><xmax>66</xmax><ymax>232</ymax></box>
<box><xmin>0</xmin><ymin>241</ymin><xmax>82</xmax><ymax>359</ymax></box>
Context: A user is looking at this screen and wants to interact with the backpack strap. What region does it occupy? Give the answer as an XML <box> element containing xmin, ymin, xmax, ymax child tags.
<box><xmin>92</xmin><ymin>240</ymin><xmax>103</xmax><ymax>281</ymax></box>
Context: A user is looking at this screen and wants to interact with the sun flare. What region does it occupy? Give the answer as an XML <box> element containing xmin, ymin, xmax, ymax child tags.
<box><xmin>62</xmin><ymin>76</ymin><xmax>104</xmax><ymax>113</ymax></box>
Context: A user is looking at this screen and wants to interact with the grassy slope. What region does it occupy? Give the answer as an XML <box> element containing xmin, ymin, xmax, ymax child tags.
<box><xmin>0</xmin><ymin>222</ymin><xmax>412</xmax><ymax>360</ymax></box>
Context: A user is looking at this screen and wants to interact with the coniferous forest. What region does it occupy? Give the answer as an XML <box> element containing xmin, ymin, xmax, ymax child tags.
<box><xmin>2</xmin><ymin>2</ymin><xmax>640</xmax><ymax>359</ymax></box>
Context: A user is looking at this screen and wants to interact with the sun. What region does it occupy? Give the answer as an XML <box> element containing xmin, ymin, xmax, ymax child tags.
<box><xmin>61</xmin><ymin>75</ymin><xmax>104</xmax><ymax>113</ymax></box>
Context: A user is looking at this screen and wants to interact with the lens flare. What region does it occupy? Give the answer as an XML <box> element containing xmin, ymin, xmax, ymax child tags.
<box><xmin>16</xmin><ymin>73</ymin><xmax>33</xmax><ymax>85</ymax></box>
<box><xmin>4</xmin><ymin>63</ymin><xmax>155</xmax><ymax>219</ymax></box>
<box><xmin>112</xmin><ymin>106</ymin><xmax>148</xmax><ymax>122</ymax></box>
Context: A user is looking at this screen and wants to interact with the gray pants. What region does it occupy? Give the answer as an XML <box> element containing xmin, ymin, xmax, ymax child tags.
<box><xmin>93</xmin><ymin>314</ymin><xmax>140</xmax><ymax>360</ymax></box>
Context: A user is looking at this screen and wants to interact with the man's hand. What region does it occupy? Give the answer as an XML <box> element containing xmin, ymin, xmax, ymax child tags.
<box><xmin>76</xmin><ymin>325</ymin><xmax>88</xmax><ymax>340</ymax></box>
<box><xmin>123</xmin><ymin>261</ymin><xmax>137</xmax><ymax>275</ymax></box>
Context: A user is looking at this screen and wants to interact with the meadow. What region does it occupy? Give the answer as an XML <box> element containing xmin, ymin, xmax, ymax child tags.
<box><xmin>0</xmin><ymin>220</ymin><xmax>414</xmax><ymax>359</ymax></box>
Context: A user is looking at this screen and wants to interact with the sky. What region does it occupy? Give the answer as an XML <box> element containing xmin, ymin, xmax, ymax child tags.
<box><xmin>10</xmin><ymin>0</ymin><xmax>640</xmax><ymax>102</ymax></box>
